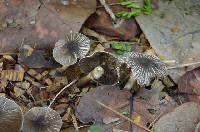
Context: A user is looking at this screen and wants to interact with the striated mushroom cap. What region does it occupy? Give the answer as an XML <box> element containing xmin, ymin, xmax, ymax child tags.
<box><xmin>53</xmin><ymin>32</ymin><xmax>90</xmax><ymax>67</ymax></box>
<box><xmin>22</xmin><ymin>107</ymin><xmax>62</xmax><ymax>132</ymax></box>
<box><xmin>118</xmin><ymin>52</ymin><xmax>167</xmax><ymax>85</ymax></box>
<box><xmin>0</xmin><ymin>96</ymin><xmax>23</xmax><ymax>132</ymax></box>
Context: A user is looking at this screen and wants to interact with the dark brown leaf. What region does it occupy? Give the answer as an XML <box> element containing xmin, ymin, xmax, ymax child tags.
<box><xmin>85</xmin><ymin>0</ymin><xmax>141</xmax><ymax>40</ymax></box>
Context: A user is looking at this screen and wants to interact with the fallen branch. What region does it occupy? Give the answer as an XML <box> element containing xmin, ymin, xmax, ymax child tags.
<box><xmin>96</xmin><ymin>100</ymin><xmax>151</xmax><ymax>132</ymax></box>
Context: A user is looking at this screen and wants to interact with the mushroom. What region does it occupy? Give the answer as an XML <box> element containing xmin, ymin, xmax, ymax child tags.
<box><xmin>79</xmin><ymin>52</ymin><xmax>120</xmax><ymax>85</ymax></box>
<box><xmin>118</xmin><ymin>52</ymin><xmax>167</xmax><ymax>88</ymax></box>
<box><xmin>22</xmin><ymin>107</ymin><xmax>62</xmax><ymax>132</ymax></box>
<box><xmin>77</xmin><ymin>66</ymin><xmax>104</xmax><ymax>87</ymax></box>
<box><xmin>53</xmin><ymin>32</ymin><xmax>91</xmax><ymax>67</ymax></box>
<box><xmin>0</xmin><ymin>96</ymin><xmax>23</xmax><ymax>132</ymax></box>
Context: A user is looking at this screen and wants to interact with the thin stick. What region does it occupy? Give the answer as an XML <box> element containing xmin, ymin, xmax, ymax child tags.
<box><xmin>99</xmin><ymin>0</ymin><xmax>116</xmax><ymax>23</ymax></box>
<box><xmin>48</xmin><ymin>79</ymin><xmax>78</xmax><ymax>108</ymax></box>
<box><xmin>167</xmin><ymin>61</ymin><xmax>200</xmax><ymax>69</ymax></box>
<box><xmin>96</xmin><ymin>100</ymin><xmax>151</xmax><ymax>132</ymax></box>
<box><xmin>0</xmin><ymin>53</ymin><xmax>18</xmax><ymax>55</ymax></box>
<box><xmin>148</xmin><ymin>112</ymin><xmax>163</xmax><ymax>128</ymax></box>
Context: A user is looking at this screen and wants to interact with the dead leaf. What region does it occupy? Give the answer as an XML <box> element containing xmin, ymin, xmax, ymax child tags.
<box><xmin>18</xmin><ymin>45</ymin><xmax>60</xmax><ymax>68</ymax></box>
<box><xmin>76</xmin><ymin>85</ymin><xmax>145</xmax><ymax>132</ymax></box>
<box><xmin>0</xmin><ymin>70</ymin><xmax>24</xmax><ymax>81</ymax></box>
<box><xmin>178</xmin><ymin>66</ymin><xmax>200</xmax><ymax>103</ymax></box>
<box><xmin>0</xmin><ymin>0</ymin><xmax>96</xmax><ymax>52</ymax></box>
<box><xmin>132</xmin><ymin>87</ymin><xmax>177</xmax><ymax>128</ymax></box>
<box><xmin>154</xmin><ymin>102</ymin><xmax>200</xmax><ymax>132</ymax></box>
<box><xmin>85</xmin><ymin>0</ymin><xmax>141</xmax><ymax>40</ymax></box>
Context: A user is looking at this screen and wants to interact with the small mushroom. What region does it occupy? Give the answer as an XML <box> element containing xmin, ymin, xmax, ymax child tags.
<box><xmin>118</xmin><ymin>52</ymin><xmax>167</xmax><ymax>87</ymax></box>
<box><xmin>0</xmin><ymin>96</ymin><xmax>23</xmax><ymax>132</ymax></box>
<box><xmin>77</xmin><ymin>66</ymin><xmax>104</xmax><ymax>87</ymax></box>
<box><xmin>53</xmin><ymin>32</ymin><xmax>91</xmax><ymax>67</ymax></box>
<box><xmin>79</xmin><ymin>52</ymin><xmax>120</xmax><ymax>85</ymax></box>
<box><xmin>22</xmin><ymin>107</ymin><xmax>62</xmax><ymax>132</ymax></box>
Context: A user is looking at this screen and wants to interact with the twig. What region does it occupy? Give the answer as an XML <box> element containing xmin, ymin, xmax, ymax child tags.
<box><xmin>167</xmin><ymin>61</ymin><xmax>200</xmax><ymax>69</ymax></box>
<box><xmin>0</xmin><ymin>53</ymin><xmax>18</xmax><ymax>55</ymax></box>
<box><xmin>71</xmin><ymin>113</ymin><xmax>79</xmax><ymax>131</ymax></box>
<box><xmin>48</xmin><ymin>79</ymin><xmax>78</xmax><ymax>108</ymax></box>
<box><xmin>148</xmin><ymin>112</ymin><xmax>163</xmax><ymax>128</ymax></box>
<box><xmin>96</xmin><ymin>100</ymin><xmax>151</xmax><ymax>132</ymax></box>
<box><xmin>99</xmin><ymin>0</ymin><xmax>116</xmax><ymax>23</ymax></box>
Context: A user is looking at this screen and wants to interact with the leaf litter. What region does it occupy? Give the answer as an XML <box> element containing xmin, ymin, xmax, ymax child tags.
<box><xmin>0</xmin><ymin>0</ymin><xmax>200</xmax><ymax>132</ymax></box>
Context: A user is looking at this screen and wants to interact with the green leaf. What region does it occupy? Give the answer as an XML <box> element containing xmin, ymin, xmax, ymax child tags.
<box><xmin>121</xmin><ymin>1</ymin><xmax>132</xmax><ymax>6</ymax></box>
<box><xmin>143</xmin><ymin>0</ymin><xmax>151</xmax><ymax>15</ymax></box>
<box><xmin>111</xmin><ymin>42</ymin><xmax>132</xmax><ymax>52</ymax></box>
<box><xmin>89</xmin><ymin>125</ymin><xmax>100</xmax><ymax>132</ymax></box>
<box><xmin>126</xmin><ymin>3</ymin><xmax>141</xmax><ymax>9</ymax></box>
<box><xmin>121</xmin><ymin>111</ymin><xmax>129</xmax><ymax>116</ymax></box>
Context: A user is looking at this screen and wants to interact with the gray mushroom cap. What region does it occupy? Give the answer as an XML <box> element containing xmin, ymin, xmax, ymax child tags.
<box><xmin>53</xmin><ymin>32</ymin><xmax>90</xmax><ymax>67</ymax></box>
<box><xmin>0</xmin><ymin>96</ymin><xmax>23</xmax><ymax>132</ymax></box>
<box><xmin>118</xmin><ymin>52</ymin><xmax>167</xmax><ymax>85</ymax></box>
<box><xmin>22</xmin><ymin>107</ymin><xmax>62</xmax><ymax>132</ymax></box>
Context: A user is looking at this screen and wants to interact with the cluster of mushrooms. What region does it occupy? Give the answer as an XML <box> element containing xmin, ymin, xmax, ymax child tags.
<box><xmin>53</xmin><ymin>31</ymin><xmax>167</xmax><ymax>87</ymax></box>
<box><xmin>0</xmin><ymin>32</ymin><xmax>167</xmax><ymax>132</ymax></box>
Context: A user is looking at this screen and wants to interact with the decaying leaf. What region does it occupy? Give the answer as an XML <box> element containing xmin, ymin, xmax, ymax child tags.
<box><xmin>85</xmin><ymin>0</ymin><xmax>141</xmax><ymax>40</ymax></box>
<box><xmin>18</xmin><ymin>45</ymin><xmax>60</xmax><ymax>68</ymax></box>
<box><xmin>154</xmin><ymin>102</ymin><xmax>200</xmax><ymax>132</ymax></box>
<box><xmin>0</xmin><ymin>70</ymin><xmax>24</xmax><ymax>81</ymax></box>
<box><xmin>76</xmin><ymin>85</ymin><xmax>138</xmax><ymax>131</ymax></box>
<box><xmin>132</xmin><ymin>87</ymin><xmax>177</xmax><ymax>128</ymax></box>
<box><xmin>178</xmin><ymin>66</ymin><xmax>200</xmax><ymax>103</ymax></box>
<box><xmin>0</xmin><ymin>0</ymin><xmax>96</xmax><ymax>52</ymax></box>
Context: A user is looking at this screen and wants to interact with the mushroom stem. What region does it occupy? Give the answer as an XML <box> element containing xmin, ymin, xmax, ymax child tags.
<box><xmin>77</xmin><ymin>66</ymin><xmax>104</xmax><ymax>87</ymax></box>
<box><xmin>124</xmin><ymin>78</ymin><xmax>137</xmax><ymax>90</ymax></box>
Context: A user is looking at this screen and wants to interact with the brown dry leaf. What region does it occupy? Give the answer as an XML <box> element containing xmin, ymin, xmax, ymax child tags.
<box><xmin>0</xmin><ymin>0</ymin><xmax>96</xmax><ymax>52</ymax></box>
<box><xmin>178</xmin><ymin>66</ymin><xmax>200</xmax><ymax>103</ymax></box>
<box><xmin>76</xmin><ymin>85</ymin><xmax>143</xmax><ymax>132</ymax></box>
<box><xmin>0</xmin><ymin>70</ymin><xmax>24</xmax><ymax>81</ymax></box>
<box><xmin>132</xmin><ymin>87</ymin><xmax>177</xmax><ymax>128</ymax></box>
<box><xmin>85</xmin><ymin>0</ymin><xmax>141</xmax><ymax>40</ymax></box>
